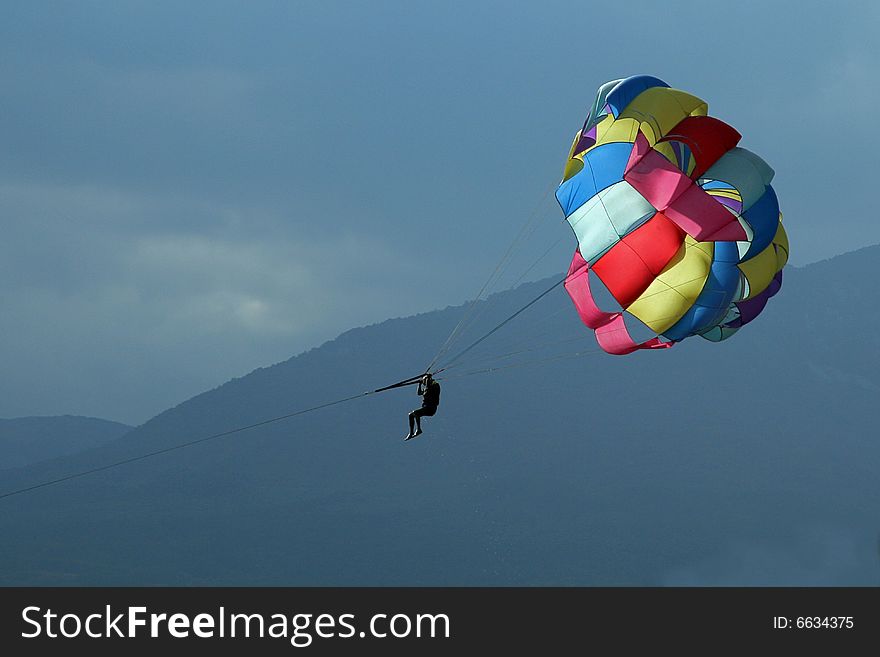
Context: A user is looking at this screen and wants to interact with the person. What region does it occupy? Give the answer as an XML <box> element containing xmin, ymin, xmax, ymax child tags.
<box><xmin>405</xmin><ymin>373</ymin><xmax>440</xmax><ymax>441</ymax></box>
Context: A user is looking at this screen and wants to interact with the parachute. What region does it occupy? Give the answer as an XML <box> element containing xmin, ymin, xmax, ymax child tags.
<box><xmin>558</xmin><ymin>76</ymin><xmax>787</xmax><ymax>355</ymax></box>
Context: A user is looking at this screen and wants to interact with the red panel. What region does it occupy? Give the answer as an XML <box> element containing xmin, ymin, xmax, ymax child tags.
<box><xmin>622</xmin><ymin>211</ymin><xmax>685</xmax><ymax>275</ymax></box>
<box><xmin>592</xmin><ymin>213</ymin><xmax>684</xmax><ymax>307</ymax></box>
<box><xmin>660</xmin><ymin>116</ymin><xmax>741</xmax><ymax>179</ymax></box>
<box><xmin>564</xmin><ymin>249</ymin><xmax>674</xmax><ymax>356</ymax></box>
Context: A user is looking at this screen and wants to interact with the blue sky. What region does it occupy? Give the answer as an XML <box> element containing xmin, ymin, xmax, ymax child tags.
<box><xmin>1</xmin><ymin>1</ymin><xmax>877</xmax><ymax>424</ymax></box>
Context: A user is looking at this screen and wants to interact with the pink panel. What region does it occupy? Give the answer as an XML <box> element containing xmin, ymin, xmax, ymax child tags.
<box><xmin>624</xmin><ymin>134</ymin><xmax>691</xmax><ymax>209</ymax></box>
<box><xmin>564</xmin><ymin>250</ymin><xmax>673</xmax><ymax>356</ymax></box>
<box><xmin>664</xmin><ymin>186</ymin><xmax>747</xmax><ymax>241</ymax></box>
<box><xmin>624</xmin><ymin>131</ymin><xmax>653</xmax><ymax>174</ymax></box>
<box><xmin>624</xmin><ymin>132</ymin><xmax>747</xmax><ymax>242</ymax></box>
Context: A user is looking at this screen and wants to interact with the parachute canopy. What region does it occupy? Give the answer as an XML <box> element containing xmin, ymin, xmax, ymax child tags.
<box><xmin>558</xmin><ymin>75</ymin><xmax>787</xmax><ymax>355</ymax></box>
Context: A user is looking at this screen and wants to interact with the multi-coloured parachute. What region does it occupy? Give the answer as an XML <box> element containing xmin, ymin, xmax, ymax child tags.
<box><xmin>558</xmin><ymin>76</ymin><xmax>787</xmax><ymax>355</ymax></box>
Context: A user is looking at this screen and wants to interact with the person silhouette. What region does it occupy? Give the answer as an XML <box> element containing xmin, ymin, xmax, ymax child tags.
<box><xmin>405</xmin><ymin>373</ymin><xmax>440</xmax><ymax>441</ymax></box>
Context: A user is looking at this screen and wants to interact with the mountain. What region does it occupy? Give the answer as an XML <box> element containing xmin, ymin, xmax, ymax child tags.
<box><xmin>0</xmin><ymin>416</ymin><xmax>132</xmax><ymax>470</ymax></box>
<box><xmin>1</xmin><ymin>246</ymin><xmax>879</xmax><ymax>585</ymax></box>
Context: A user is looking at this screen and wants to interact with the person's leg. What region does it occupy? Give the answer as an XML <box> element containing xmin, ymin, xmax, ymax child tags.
<box><xmin>414</xmin><ymin>406</ymin><xmax>435</xmax><ymax>436</ymax></box>
<box><xmin>406</xmin><ymin>408</ymin><xmax>428</xmax><ymax>437</ymax></box>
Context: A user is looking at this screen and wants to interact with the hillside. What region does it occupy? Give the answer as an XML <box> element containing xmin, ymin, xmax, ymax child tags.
<box><xmin>1</xmin><ymin>246</ymin><xmax>878</xmax><ymax>585</ymax></box>
<box><xmin>0</xmin><ymin>416</ymin><xmax>132</xmax><ymax>470</ymax></box>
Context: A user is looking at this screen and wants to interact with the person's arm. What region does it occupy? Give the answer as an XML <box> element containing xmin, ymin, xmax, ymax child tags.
<box><xmin>418</xmin><ymin>380</ymin><xmax>425</xmax><ymax>396</ymax></box>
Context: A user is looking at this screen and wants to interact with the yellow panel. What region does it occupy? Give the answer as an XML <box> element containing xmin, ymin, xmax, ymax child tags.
<box><xmin>619</xmin><ymin>88</ymin><xmax>708</xmax><ymax>144</ymax></box>
<box><xmin>569</xmin><ymin>115</ymin><xmax>642</xmax><ymax>164</ymax></box>
<box><xmin>562</xmin><ymin>158</ymin><xmax>583</xmax><ymax>183</ymax></box>
<box><xmin>652</xmin><ymin>141</ymin><xmax>696</xmax><ymax>177</ymax></box>
<box><xmin>573</xmin><ymin>116</ymin><xmax>641</xmax><ymax>160</ymax></box>
<box><xmin>738</xmin><ymin>240</ymin><xmax>778</xmax><ymax>299</ymax></box>
<box><xmin>652</xmin><ymin>140</ymin><xmax>677</xmax><ymax>162</ymax></box>
<box><xmin>705</xmin><ymin>188</ymin><xmax>742</xmax><ymax>201</ymax></box>
<box><xmin>561</xmin><ymin>131</ymin><xmax>583</xmax><ymax>182</ymax></box>
<box><xmin>774</xmin><ymin>218</ymin><xmax>789</xmax><ymax>270</ymax></box>
<box><xmin>626</xmin><ymin>237</ymin><xmax>713</xmax><ymax>333</ymax></box>
<box><xmin>591</xmin><ymin>114</ymin><xmax>615</xmax><ymax>144</ymax></box>
<box><xmin>594</xmin><ymin>116</ymin><xmax>640</xmax><ymax>147</ymax></box>
<box><xmin>564</xmin><ymin>88</ymin><xmax>709</xmax><ymax>179</ymax></box>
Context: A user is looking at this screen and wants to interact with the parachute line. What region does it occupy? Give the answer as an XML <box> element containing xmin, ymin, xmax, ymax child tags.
<box><xmin>426</xmin><ymin>181</ymin><xmax>557</xmax><ymax>371</ymax></box>
<box><xmin>435</xmin><ymin>278</ymin><xmax>565</xmax><ymax>372</ymax></box>
<box><xmin>437</xmin><ymin>345</ymin><xmax>606</xmax><ymax>381</ymax></box>
<box><xmin>0</xmin><ymin>375</ymin><xmax>426</xmax><ymax>502</ymax></box>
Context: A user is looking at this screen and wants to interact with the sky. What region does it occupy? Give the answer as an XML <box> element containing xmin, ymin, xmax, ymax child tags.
<box><xmin>1</xmin><ymin>0</ymin><xmax>877</xmax><ymax>425</ymax></box>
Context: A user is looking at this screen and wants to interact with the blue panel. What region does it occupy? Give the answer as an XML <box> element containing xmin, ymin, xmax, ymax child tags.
<box><xmin>554</xmin><ymin>142</ymin><xmax>632</xmax><ymax>216</ymax></box>
<box><xmin>555</xmin><ymin>170</ymin><xmax>594</xmax><ymax>217</ymax></box>
<box><xmin>661</xmin><ymin>242</ymin><xmax>740</xmax><ymax>341</ymax></box>
<box><xmin>587</xmin><ymin>142</ymin><xmax>632</xmax><ymax>195</ymax></box>
<box><xmin>742</xmin><ymin>185</ymin><xmax>779</xmax><ymax>260</ymax></box>
<box><xmin>605</xmin><ymin>75</ymin><xmax>670</xmax><ymax>117</ymax></box>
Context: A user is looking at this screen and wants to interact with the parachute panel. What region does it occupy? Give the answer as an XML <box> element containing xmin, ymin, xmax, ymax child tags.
<box><xmin>557</xmin><ymin>76</ymin><xmax>786</xmax><ymax>354</ymax></box>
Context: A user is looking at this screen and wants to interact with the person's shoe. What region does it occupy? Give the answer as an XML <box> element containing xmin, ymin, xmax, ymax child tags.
<box><xmin>404</xmin><ymin>433</ymin><xmax>413</xmax><ymax>441</ymax></box>
<box><xmin>412</xmin><ymin>428</ymin><xmax>423</xmax><ymax>438</ymax></box>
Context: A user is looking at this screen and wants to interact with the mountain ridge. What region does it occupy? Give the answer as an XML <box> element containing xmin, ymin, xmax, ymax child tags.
<box><xmin>0</xmin><ymin>244</ymin><xmax>878</xmax><ymax>585</ymax></box>
<box><xmin>0</xmin><ymin>415</ymin><xmax>132</xmax><ymax>470</ymax></box>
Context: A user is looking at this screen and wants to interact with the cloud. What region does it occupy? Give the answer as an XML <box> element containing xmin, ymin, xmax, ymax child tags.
<box><xmin>2</xmin><ymin>1</ymin><xmax>879</xmax><ymax>423</ymax></box>
<box><xmin>0</xmin><ymin>180</ymin><xmax>424</xmax><ymax>423</ymax></box>
<box><xmin>126</xmin><ymin>230</ymin><xmax>411</xmax><ymax>338</ymax></box>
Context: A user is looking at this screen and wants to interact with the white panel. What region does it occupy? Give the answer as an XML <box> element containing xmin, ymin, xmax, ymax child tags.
<box><xmin>566</xmin><ymin>181</ymin><xmax>654</xmax><ymax>264</ymax></box>
<box><xmin>566</xmin><ymin>191</ymin><xmax>622</xmax><ymax>264</ymax></box>
<box><xmin>702</xmin><ymin>147</ymin><xmax>771</xmax><ymax>212</ymax></box>
<box><xmin>601</xmin><ymin>181</ymin><xmax>656</xmax><ymax>237</ymax></box>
